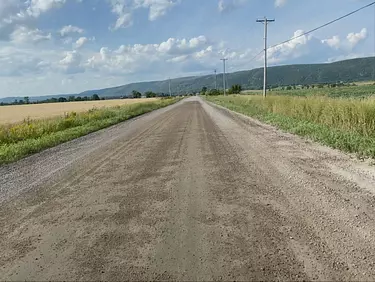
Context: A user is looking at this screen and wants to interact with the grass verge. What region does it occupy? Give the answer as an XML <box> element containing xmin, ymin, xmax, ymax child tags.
<box><xmin>206</xmin><ymin>95</ymin><xmax>375</xmax><ymax>159</ymax></box>
<box><xmin>0</xmin><ymin>98</ymin><xmax>180</xmax><ymax>165</ymax></box>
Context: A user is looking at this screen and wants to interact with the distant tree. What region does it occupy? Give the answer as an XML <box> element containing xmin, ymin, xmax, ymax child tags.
<box><xmin>83</xmin><ymin>96</ymin><xmax>88</xmax><ymax>101</ymax></box>
<box><xmin>208</xmin><ymin>89</ymin><xmax>221</xmax><ymax>96</ymax></box>
<box><xmin>18</xmin><ymin>99</ymin><xmax>24</xmax><ymax>104</ymax></box>
<box><xmin>306</xmin><ymin>85</ymin><xmax>310</xmax><ymax>89</ymax></box>
<box><xmin>201</xmin><ymin>87</ymin><xmax>208</xmax><ymax>95</ymax></box>
<box><xmin>75</xmin><ymin>96</ymin><xmax>82</xmax><ymax>101</ymax></box>
<box><xmin>293</xmin><ymin>85</ymin><xmax>296</xmax><ymax>90</ymax></box>
<box><xmin>24</xmin><ymin>96</ymin><xmax>30</xmax><ymax>104</ymax></box>
<box><xmin>311</xmin><ymin>85</ymin><xmax>315</xmax><ymax>89</ymax></box>
<box><xmin>286</xmin><ymin>86</ymin><xmax>292</xmax><ymax>90</ymax></box>
<box><xmin>58</xmin><ymin>97</ymin><xmax>67</xmax><ymax>102</ymax></box>
<box><xmin>132</xmin><ymin>90</ymin><xmax>142</xmax><ymax>99</ymax></box>
<box><xmin>92</xmin><ymin>94</ymin><xmax>100</xmax><ymax>100</ymax></box>
<box><xmin>68</xmin><ymin>96</ymin><xmax>75</xmax><ymax>102</ymax></box>
<box><xmin>317</xmin><ymin>84</ymin><xmax>324</xmax><ymax>88</ymax></box>
<box><xmin>230</xmin><ymin>84</ymin><xmax>242</xmax><ymax>94</ymax></box>
<box><xmin>145</xmin><ymin>91</ymin><xmax>156</xmax><ymax>98</ymax></box>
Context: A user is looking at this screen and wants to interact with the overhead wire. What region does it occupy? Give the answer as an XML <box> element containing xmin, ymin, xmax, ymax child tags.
<box><xmin>248</xmin><ymin>1</ymin><xmax>375</xmax><ymax>64</ymax></box>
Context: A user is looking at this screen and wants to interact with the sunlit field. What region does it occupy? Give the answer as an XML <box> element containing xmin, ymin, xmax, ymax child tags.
<box><xmin>0</xmin><ymin>98</ymin><xmax>178</xmax><ymax>164</ymax></box>
<box><xmin>0</xmin><ymin>98</ymin><xmax>157</xmax><ymax>124</ymax></box>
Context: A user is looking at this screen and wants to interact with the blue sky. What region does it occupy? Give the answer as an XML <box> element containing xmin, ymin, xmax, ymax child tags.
<box><xmin>0</xmin><ymin>0</ymin><xmax>374</xmax><ymax>97</ymax></box>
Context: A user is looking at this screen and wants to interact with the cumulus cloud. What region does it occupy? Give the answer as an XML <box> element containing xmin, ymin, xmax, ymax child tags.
<box><xmin>60</xmin><ymin>25</ymin><xmax>84</xmax><ymax>36</ymax></box>
<box><xmin>347</xmin><ymin>28</ymin><xmax>367</xmax><ymax>48</ymax></box>
<box><xmin>134</xmin><ymin>0</ymin><xmax>178</xmax><ymax>21</ymax></box>
<box><xmin>109</xmin><ymin>0</ymin><xmax>180</xmax><ymax>30</ymax></box>
<box><xmin>321</xmin><ymin>35</ymin><xmax>341</xmax><ymax>49</ymax></box>
<box><xmin>267</xmin><ymin>30</ymin><xmax>312</xmax><ymax>63</ymax></box>
<box><xmin>85</xmin><ymin>35</ymin><xmax>210</xmax><ymax>74</ymax></box>
<box><xmin>219</xmin><ymin>0</ymin><xmax>286</xmax><ymax>12</ymax></box>
<box><xmin>74</xmin><ymin>37</ymin><xmax>88</xmax><ymax>48</ymax></box>
<box><xmin>26</xmin><ymin>0</ymin><xmax>66</xmax><ymax>17</ymax></box>
<box><xmin>0</xmin><ymin>46</ymin><xmax>54</xmax><ymax>76</ymax></box>
<box><xmin>322</xmin><ymin>28</ymin><xmax>368</xmax><ymax>51</ymax></box>
<box><xmin>59</xmin><ymin>50</ymin><xmax>84</xmax><ymax>73</ymax></box>
<box><xmin>218</xmin><ymin>0</ymin><xmax>247</xmax><ymax>13</ymax></box>
<box><xmin>11</xmin><ymin>26</ymin><xmax>52</xmax><ymax>44</ymax></box>
<box><xmin>0</xmin><ymin>0</ymin><xmax>80</xmax><ymax>41</ymax></box>
<box><xmin>275</xmin><ymin>0</ymin><xmax>287</xmax><ymax>7</ymax></box>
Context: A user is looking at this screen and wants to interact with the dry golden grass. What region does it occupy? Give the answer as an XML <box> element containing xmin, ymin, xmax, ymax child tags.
<box><xmin>0</xmin><ymin>98</ymin><xmax>158</xmax><ymax>124</ymax></box>
<box><xmin>355</xmin><ymin>81</ymin><xmax>375</xmax><ymax>86</ymax></box>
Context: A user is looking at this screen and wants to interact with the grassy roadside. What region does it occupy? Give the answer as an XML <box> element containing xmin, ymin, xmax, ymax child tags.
<box><xmin>0</xmin><ymin>98</ymin><xmax>180</xmax><ymax>165</ymax></box>
<box><xmin>206</xmin><ymin>95</ymin><xmax>375</xmax><ymax>159</ymax></box>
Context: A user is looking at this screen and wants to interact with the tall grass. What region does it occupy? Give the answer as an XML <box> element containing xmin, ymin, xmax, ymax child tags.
<box><xmin>270</xmin><ymin>84</ymin><xmax>375</xmax><ymax>99</ymax></box>
<box><xmin>207</xmin><ymin>95</ymin><xmax>375</xmax><ymax>158</ymax></box>
<box><xmin>0</xmin><ymin>98</ymin><xmax>179</xmax><ymax>165</ymax></box>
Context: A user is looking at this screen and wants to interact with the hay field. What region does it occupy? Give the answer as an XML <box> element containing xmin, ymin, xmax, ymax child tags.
<box><xmin>0</xmin><ymin>98</ymin><xmax>157</xmax><ymax>124</ymax></box>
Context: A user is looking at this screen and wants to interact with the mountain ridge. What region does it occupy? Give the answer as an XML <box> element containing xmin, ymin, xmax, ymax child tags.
<box><xmin>1</xmin><ymin>56</ymin><xmax>374</xmax><ymax>103</ymax></box>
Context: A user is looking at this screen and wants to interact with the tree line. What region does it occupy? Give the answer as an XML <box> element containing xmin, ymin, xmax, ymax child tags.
<box><xmin>0</xmin><ymin>90</ymin><xmax>169</xmax><ymax>106</ymax></box>
<box><xmin>200</xmin><ymin>84</ymin><xmax>243</xmax><ymax>96</ymax></box>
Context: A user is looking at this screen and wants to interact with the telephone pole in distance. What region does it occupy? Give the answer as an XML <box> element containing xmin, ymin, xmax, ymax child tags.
<box><xmin>220</xmin><ymin>59</ymin><xmax>228</xmax><ymax>96</ymax></box>
<box><xmin>256</xmin><ymin>17</ymin><xmax>275</xmax><ymax>98</ymax></box>
<box><xmin>214</xmin><ymin>69</ymin><xmax>217</xmax><ymax>90</ymax></box>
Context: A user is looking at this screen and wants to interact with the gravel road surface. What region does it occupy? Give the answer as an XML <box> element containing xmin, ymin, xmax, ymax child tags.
<box><xmin>1</xmin><ymin>97</ymin><xmax>375</xmax><ymax>281</ymax></box>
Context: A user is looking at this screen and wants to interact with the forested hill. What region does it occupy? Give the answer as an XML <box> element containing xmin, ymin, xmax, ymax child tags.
<box><xmin>78</xmin><ymin>56</ymin><xmax>375</xmax><ymax>97</ymax></box>
<box><xmin>1</xmin><ymin>56</ymin><xmax>374</xmax><ymax>102</ymax></box>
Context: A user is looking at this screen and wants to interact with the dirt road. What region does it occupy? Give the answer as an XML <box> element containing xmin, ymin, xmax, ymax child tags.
<box><xmin>1</xmin><ymin>97</ymin><xmax>375</xmax><ymax>281</ymax></box>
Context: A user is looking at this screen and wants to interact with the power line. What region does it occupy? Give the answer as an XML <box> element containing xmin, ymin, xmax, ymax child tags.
<box><xmin>248</xmin><ymin>1</ymin><xmax>375</xmax><ymax>65</ymax></box>
<box><xmin>268</xmin><ymin>1</ymin><xmax>375</xmax><ymax>50</ymax></box>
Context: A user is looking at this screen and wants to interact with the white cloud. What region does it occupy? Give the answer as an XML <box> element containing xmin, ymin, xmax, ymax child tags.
<box><xmin>59</xmin><ymin>50</ymin><xmax>84</xmax><ymax>73</ymax></box>
<box><xmin>347</xmin><ymin>28</ymin><xmax>367</xmax><ymax>48</ymax></box>
<box><xmin>11</xmin><ymin>26</ymin><xmax>52</xmax><ymax>44</ymax></box>
<box><xmin>109</xmin><ymin>0</ymin><xmax>180</xmax><ymax>30</ymax></box>
<box><xmin>26</xmin><ymin>0</ymin><xmax>66</xmax><ymax>17</ymax></box>
<box><xmin>218</xmin><ymin>0</ymin><xmax>247</xmax><ymax>13</ymax></box>
<box><xmin>0</xmin><ymin>0</ymin><xmax>79</xmax><ymax>41</ymax></box>
<box><xmin>275</xmin><ymin>0</ymin><xmax>287</xmax><ymax>7</ymax></box>
<box><xmin>267</xmin><ymin>30</ymin><xmax>312</xmax><ymax>63</ymax></box>
<box><xmin>60</xmin><ymin>25</ymin><xmax>84</xmax><ymax>36</ymax></box>
<box><xmin>322</xmin><ymin>35</ymin><xmax>341</xmax><ymax>49</ymax></box>
<box><xmin>322</xmin><ymin>28</ymin><xmax>368</xmax><ymax>51</ymax></box>
<box><xmin>134</xmin><ymin>0</ymin><xmax>178</xmax><ymax>21</ymax></box>
<box><xmin>158</xmin><ymin>36</ymin><xmax>208</xmax><ymax>55</ymax></box>
<box><xmin>85</xmin><ymin>35</ymin><xmax>210</xmax><ymax>74</ymax></box>
<box><xmin>75</xmin><ymin>37</ymin><xmax>88</xmax><ymax>48</ymax></box>
<box><xmin>219</xmin><ymin>0</ymin><xmax>286</xmax><ymax>12</ymax></box>
<box><xmin>0</xmin><ymin>45</ymin><xmax>55</xmax><ymax>76</ymax></box>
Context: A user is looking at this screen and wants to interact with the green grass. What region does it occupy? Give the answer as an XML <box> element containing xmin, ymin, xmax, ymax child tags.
<box><xmin>0</xmin><ymin>98</ymin><xmax>179</xmax><ymax>165</ymax></box>
<box><xmin>206</xmin><ymin>95</ymin><xmax>375</xmax><ymax>159</ymax></box>
<box><xmin>243</xmin><ymin>84</ymin><xmax>375</xmax><ymax>99</ymax></box>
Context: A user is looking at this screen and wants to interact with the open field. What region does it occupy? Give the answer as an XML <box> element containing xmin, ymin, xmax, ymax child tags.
<box><xmin>242</xmin><ymin>84</ymin><xmax>375</xmax><ymax>99</ymax></box>
<box><xmin>206</xmin><ymin>94</ymin><xmax>375</xmax><ymax>159</ymax></box>
<box><xmin>0</xmin><ymin>98</ymin><xmax>179</xmax><ymax>164</ymax></box>
<box><xmin>2</xmin><ymin>98</ymin><xmax>375</xmax><ymax>280</ymax></box>
<box><xmin>0</xmin><ymin>98</ymin><xmax>157</xmax><ymax>124</ymax></box>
